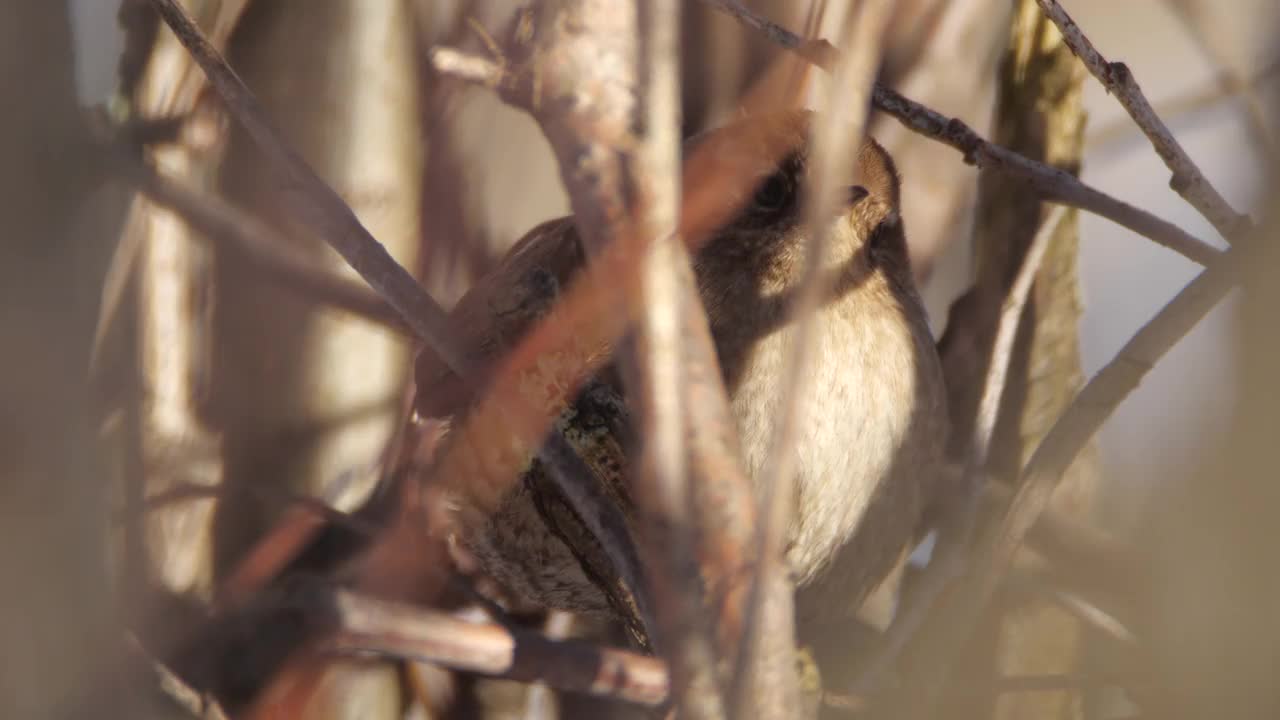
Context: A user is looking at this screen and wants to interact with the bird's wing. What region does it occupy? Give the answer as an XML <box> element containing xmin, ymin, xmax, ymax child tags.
<box><xmin>412</xmin><ymin>215</ymin><xmax>587</xmax><ymax>418</ymax></box>
<box><xmin>412</xmin><ymin>217</ymin><xmax>650</xmax><ymax>642</ymax></box>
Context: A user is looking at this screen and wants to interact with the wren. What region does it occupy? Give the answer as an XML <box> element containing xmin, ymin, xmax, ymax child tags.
<box><xmin>413</xmin><ymin>110</ymin><xmax>948</xmax><ymax>636</ymax></box>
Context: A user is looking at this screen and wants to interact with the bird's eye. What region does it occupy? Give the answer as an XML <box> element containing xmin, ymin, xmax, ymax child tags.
<box><xmin>752</xmin><ymin>172</ymin><xmax>794</xmax><ymax>216</ymax></box>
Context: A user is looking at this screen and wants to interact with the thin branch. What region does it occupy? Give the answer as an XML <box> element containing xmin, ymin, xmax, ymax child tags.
<box><xmin>323</xmin><ymin>588</ymin><xmax>669</xmax><ymax>707</ymax></box>
<box><xmin>734</xmin><ymin>2</ymin><xmax>892</xmax><ymax>716</ymax></box>
<box><xmin>441</xmin><ymin>0</ymin><xmax>678</xmax><ymax>647</ymax></box>
<box><xmin>110</xmin><ymin>147</ymin><xmax>407</xmax><ymax>331</ymax></box>
<box><xmin>522</xmin><ymin>612</ymin><xmax>575</xmax><ymax>720</ymax></box>
<box><xmin>699</xmin><ymin>0</ymin><xmax>1223</xmax><ymax>267</ymax></box>
<box><xmin>629</xmin><ymin>1</ymin><xmax>737</xmax><ymax>713</ymax></box>
<box><xmin>146</xmin><ymin>0</ymin><xmax>461</xmax><ymax>368</ymax></box>
<box><xmin>125</xmin><ymin>632</ymin><xmax>230</xmax><ymax>720</ymax></box>
<box><xmin>115</xmin><ymin>480</ymin><xmax>381</xmax><ymax>538</ymax></box>
<box><xmin>1002</xmin><ymin>254</ymin><xmax>1244</xmax><ymax>585</ymax></box>
<box><xmin>874</xmin><ymin>93</ymin><xmax>1218</xmax><ymax>267</ymax></box>
<box><xmin>1035</xmin><ymin>0</ymin><xmax>1252</xmax><ymax>240</ymax></box>
<box><xmin>429</xmin><ymin>47</ymin><xmax>506</xmax><ymax>89</ymax></box>
<box><xmin>1005</xmin><ymin>569</ymin><xmax>1138</xmax><ymax>646</ymax></box>
<box><xmin>984</xmin><ymin>481</ymin><xmax>1140</xmax><ymax>608</ymax></box>
<box><xmin>973</xmin><ymin>205</ymin><xmax>1070</xmax><ymax>470</ymax></box>
<box><xmin>701</xmin><ymin>0</ymin><xmax>821</xmax><ymax>56</ymax></box>
<box><xmin>872</xmin><ymin>89</ymin><xmax>1220</xmax><ymax>264</ymax></box>
<box><xmin>852</xmin><ymin>206</ymin><xmax>1070</xmax><ymax>695</ymax></box>
<box><xmin>633</xmin><ymin>0</ymin><xmax>687</xmax><ymax>599</ymax></box>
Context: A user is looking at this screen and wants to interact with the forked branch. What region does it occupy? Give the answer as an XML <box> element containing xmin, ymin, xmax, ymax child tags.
<box><xmin>701</xmin><ymin>0</ymin><xmax>1222</xmax><ymax>266</ymax></box>
<box><xmin>1035</xmin><ymin>0</ymin><xmax>1252</xmax><ymax>240</ymax></box>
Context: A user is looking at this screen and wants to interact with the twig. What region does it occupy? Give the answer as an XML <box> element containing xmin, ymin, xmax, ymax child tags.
<box><xmin>1001</xmin><ymin>251</ymin><xmax>1244</xmax><ymax>587</ymax></box>
<box><xmin>734</xmin><ymin>2</ymin><xmax>892</xmax><ymax>717</ymax></box>
<box><xmin>96</xmin><ymin>0</ymin><xmax>254</xmax><ymax>370</ymax></box>
<box><xmin>871</xmin><ymin>89</ymin><xmax>1220</xmax><ymax>265</ymax></box>
<box><xmin>146</xmin><ymin>0</ymin><xmax>461</xmax><ymax>367</ymax></box>
<box><xmin>429</xmin><ymin>47</ymin><xmax>506</xmax><ymax>89</ymax></box>
<box><xmin>701</xmin><ymin>0</ymin><xmax>818</xmax><ymax>56</ymax></box>
<box><xmin>324</xmin><ymin>588</ymin><xmax>669</xmax><ymax>707</ymax></box>
<box><xmin>633</xmin><ymin>0</ymin><xmax>687</xmax><ymax>599</ymax></box>
<box><xmin>522</xmin><ymin>612</ymin><xmax>575</xmax><ymax>720</ymax></box>
<box><xmin>699</xmin><ymin>0</ymin><xmax>1223</xmax><ymax>267</ymax></box>
<box><xmin>983</xmin><ymin>481</ymin><xmax>1140</xmax><ymax>609</ymax></box>
<box><xmin>103</xmin><ymin>1</ymin><xmax>257</xmax><ymax>606</ymax></box>
<box><xmin>1005</xmin><ymin>569</ymin><xmax>1138</xmax><ymax>646</ymax></box>
<box><xmin>111</xmin><ymin>148</ymin><xmax>407</xmax><ymax>330</ymax></box>
<box><xmin>852</xmin><ymin>206</ymin><xmax>1070</xmax><ymax>695</ymax></box>
<box><xmin>116</xmin><ymin>480</ymin><xmax>381</xmax><ymax>538</ymax></box>
<box><xmin>1034</xmin><ymin>0</ymin><xmax>1252</xmax><ymax>240</ymax></box>
<box><xmin>124</xmin><ymin>631</ymin><xmax>230</xmax><ymax>720</ymax></box>
<box><xmin>629</xmin><ymin>1</ymin><xmax>735</xmax><ymax>714</ymax></box>
<box><xmin>973</xmin><ymin>205</ymin><xmax>1069</xmax><ymax>470</ymax></box>
<box><xmin>896</xmin><ymin>238</ymin><xmax>1249</xmax><ymax>717</ymax></box>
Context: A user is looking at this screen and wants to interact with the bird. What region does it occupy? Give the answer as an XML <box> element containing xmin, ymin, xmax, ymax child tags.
<box><xmin>412</xmin><ymin>109</ymin><xmax>948</xmax><ymax>643</ymax></box>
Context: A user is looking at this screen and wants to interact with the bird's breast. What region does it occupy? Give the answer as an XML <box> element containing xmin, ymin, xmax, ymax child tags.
<box><xmin>718</xmin><ymin>279</ymin><xmax>944</xmax><ymax>587</ymax></box>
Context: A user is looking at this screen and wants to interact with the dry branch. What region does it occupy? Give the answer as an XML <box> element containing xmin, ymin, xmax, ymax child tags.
<box><xmin>102</xmin><ymin>0</ymin><xmax>258</xmax><ymax>607</ymax></box>
<box><xmin>325</xmin><ymin>589</ymin><xmax>669</xmax><ymax>707</ymax></box>
<box><xmin>958</xmin><ymin>12</ymin><xmax>1099</xmax><ymax>716</ymax></box>
<box><xmin>629</xmin><ymin>0</ymin><xmax>741</xmax><ymax>714</ymax></box>
<box><xmin>147</xmin><ymin>0</ymin><xmax>459</xmax><ymax>364</ymax></box>
<box><xmin>852</xmin><ymin>206</ymin><xmax>1069</xmax><ymax>697</ymax></box>
<box><xmin>1004</xmin><ymin>569</ymin><xmax>1138</xmax><ymax>647</ymax></box>
<box><xmin>1035</xmin><ymin>0</ymin><xmax>1252</xmax><ymax>240</ymax></box>
<box><xmin>973</xmin><ymin>203</ymin><xmax>1071</xmax><ymax>471</ymax></box>
<box><xmin>116</xmin><ymin>479</ymin><xmax>380</xmax><ymax>539</ymax></box>
<box><xmin>733</xmin><ymin>3</ymin><xmax>892</xmax><ymax>716</ymax></box>
<box><xmin>701</xmin><ymin>0</ymin><xmax>1222</xmax><ymax>267</ymax></box>
<box><xmin>109</xmin><ymin>148</ymin><xmax>405</xmax><ymax>330</ymax></box>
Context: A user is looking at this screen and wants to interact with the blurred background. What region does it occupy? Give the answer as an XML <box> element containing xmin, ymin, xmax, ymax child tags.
<box><xmin>2</xmin><ymin>0</ymin><xmax>1276</xmax><ymax>717</ymax></box>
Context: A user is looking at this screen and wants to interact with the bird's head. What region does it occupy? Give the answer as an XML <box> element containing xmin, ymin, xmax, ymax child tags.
<box><xmin>685</xmin><ymin>110</ymin><xmax>913</xmax><ymax>296</ymax></box>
